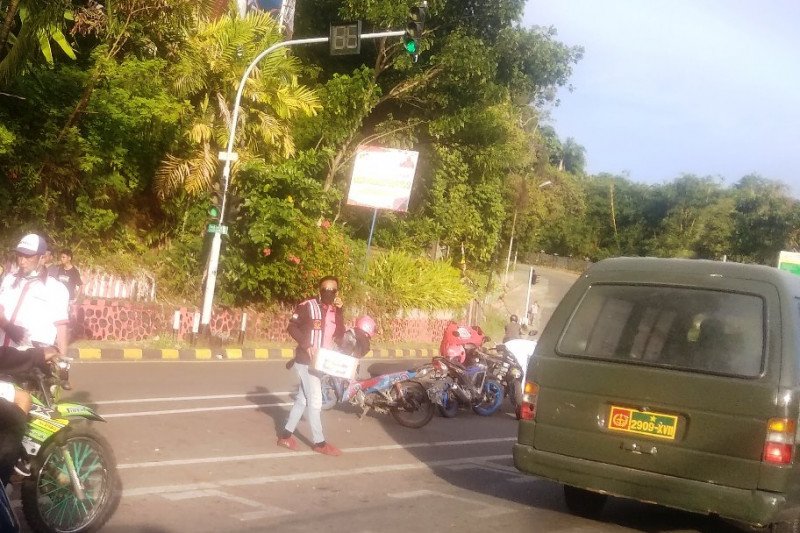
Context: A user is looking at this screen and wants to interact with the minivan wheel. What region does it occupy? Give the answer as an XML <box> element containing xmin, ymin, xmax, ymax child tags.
<box><xmin>563</xmin><ymin>485</ymin><xmax>607</xmax><ymax>518</ymax></box>
<box><xmin>770</xmin><ymin>519</ymin><xmax>800</xmax><ymax>533</ymax></box>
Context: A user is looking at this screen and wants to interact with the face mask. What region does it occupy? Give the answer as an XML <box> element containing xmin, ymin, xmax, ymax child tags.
<box><xmin>320</xmin><ymin>288</ymin><xmax>337</xmax><ymax>304</ymax></box>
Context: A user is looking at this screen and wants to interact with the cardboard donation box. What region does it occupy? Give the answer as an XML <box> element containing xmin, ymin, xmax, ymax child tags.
<box><xmin>313</xmin><ymin>348</ymin><xmax>358</xmax><ymax>380</ymax></box>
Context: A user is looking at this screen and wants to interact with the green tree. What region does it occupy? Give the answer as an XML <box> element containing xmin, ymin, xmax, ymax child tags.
<box><xmin>155</xmin><ymin>8</ymin><xmax>320</xmax><ymax>199</ymax></box>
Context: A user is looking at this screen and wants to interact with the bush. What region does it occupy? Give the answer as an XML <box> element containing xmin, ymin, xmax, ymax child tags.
<box><xmin>364</xmin><ymin>250</ymin><xmax>472</xmax><ymax>312</ymax></box>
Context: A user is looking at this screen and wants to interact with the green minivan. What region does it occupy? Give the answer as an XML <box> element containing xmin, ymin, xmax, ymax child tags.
<box><xmin>513</xmin><ymin>257</ymin><xmax>800</xmax><ymax>531</ymax></box>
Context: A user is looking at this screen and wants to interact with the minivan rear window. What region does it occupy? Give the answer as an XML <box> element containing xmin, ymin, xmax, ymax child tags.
<box><xmin>558</xmin><ymin>284</ymin><xmax>764</xmax><ymax>377</ymax></box>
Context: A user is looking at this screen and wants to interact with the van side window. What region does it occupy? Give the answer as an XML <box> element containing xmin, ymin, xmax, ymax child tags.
<box><xmin>558</xmin><ymin>284</ymin><xmax>764</xmax><ymax>377</ymax></box>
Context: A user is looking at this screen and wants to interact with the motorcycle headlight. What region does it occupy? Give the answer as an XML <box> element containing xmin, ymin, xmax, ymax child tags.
<box><xmin>510</xmin><ymin>368</ymin><xmax>522</xmax><ymax>379</ymax></box>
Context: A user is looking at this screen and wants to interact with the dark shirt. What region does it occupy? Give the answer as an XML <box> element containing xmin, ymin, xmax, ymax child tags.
<box><xmin>0</xmin><ymin>346</ymin><xmax>47</xmax><ymax>377</ymax></box>
<box><xmin>54</xmin><ymin>266</ymin><xmax>82</xmax><ymax>299</ymax></box>
<box><xmin>503</xmin><ymin>322</ymin><xmax>522</xmax><ymax>343</ymax></box>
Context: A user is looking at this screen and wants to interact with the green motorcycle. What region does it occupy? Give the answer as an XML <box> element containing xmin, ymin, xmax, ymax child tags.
<box><xmin>16</xmin><ymin>358</ymin><xmax>121</xmax><ymax>533</ymax></box>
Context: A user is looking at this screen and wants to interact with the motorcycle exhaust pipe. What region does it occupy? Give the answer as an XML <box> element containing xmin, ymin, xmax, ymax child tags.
<box><xmin>451</xmin><ymin>384</ymin><xmax>471</xmax><ymax>404</ymax></box>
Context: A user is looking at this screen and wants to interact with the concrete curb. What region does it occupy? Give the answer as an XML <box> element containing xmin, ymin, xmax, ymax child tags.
<box><xmin>65</xmin><ymin>346</ymin><xmax>438</xmax><ymax>361</ymax></box>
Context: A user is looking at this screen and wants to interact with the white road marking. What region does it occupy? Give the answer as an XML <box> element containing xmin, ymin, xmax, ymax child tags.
<box><xmin>445</xmin><ymin>459</ymin><xmax>537</xmax><ymax>482</ymax></box>
<box><xmin>117</xmin><ymin>437</ymin><xmax>516</xmax><ymax>469</ymax></box>
<box><xmin>92</xmin><ymin>392</ymin><xmax>293</xmax><ymax>406</ymax></box>
<box><xmin>123</xmin><ymin>454</ymin><xmax>510</xmax><ymax>498</ymax></box>
<box><xmin>236</xmin><ymin>509</ymin><xmax>294</xmax><ymax>521</ymax></box>
<box><xmin>388</xmin><ymin>487</ymin><xmax>515</xmax><ymax>517</ymax></box>
<box><xmin>160</xmin><ymin>488</ymin><xmax>294</xmax><ymax>520</ymax></box>
<box><xmin>102</xmin><ymin>402</ymin><xmax>293</xmax><ymax>418</ymax></box>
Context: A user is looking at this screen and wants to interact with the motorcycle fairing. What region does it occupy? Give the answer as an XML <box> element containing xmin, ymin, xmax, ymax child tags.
<box><xmin>342</xmin><ymin>371</ymin><xmax>415</xmax><ymax>402</ymax></box>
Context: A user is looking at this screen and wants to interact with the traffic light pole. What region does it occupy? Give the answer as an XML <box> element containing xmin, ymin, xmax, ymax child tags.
<box><xmin>200</xmin><ymin>29</ymin><xmax>405</xmax><ymax>333</ymax></box>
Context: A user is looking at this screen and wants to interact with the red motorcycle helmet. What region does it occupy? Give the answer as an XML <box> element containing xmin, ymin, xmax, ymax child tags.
<box><xmin>445</xmin><ymin>344</ymin><xmax>466</xmax><ymax>364</ymax></box>
<box><xmin>355</xmin><ymin>315</ymin><xmax>377</xmax><ymax>338</ymax></box>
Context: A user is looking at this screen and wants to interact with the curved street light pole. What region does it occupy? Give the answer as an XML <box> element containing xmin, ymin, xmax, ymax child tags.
<box><xmin>200</xmin><ymin>30</ymin><xmax>405</xmax><ymax>331</ymax></box>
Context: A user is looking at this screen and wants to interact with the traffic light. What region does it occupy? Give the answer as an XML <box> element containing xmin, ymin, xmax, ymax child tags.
<box><xmin>403</xmin><ymin>4</ymin><xmax>427</xmax><ymax>61</ymax></box>
<box><xmin>208</xmin><ymin>186</ymin><xmax>223</xmax><ymax>222</ymax></box>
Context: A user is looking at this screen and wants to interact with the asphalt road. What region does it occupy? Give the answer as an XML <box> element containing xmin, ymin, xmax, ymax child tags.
<box><xmin>9</xmin><ymin>266</ymin><xmax>754</xmax><ymax>533</ymax></box>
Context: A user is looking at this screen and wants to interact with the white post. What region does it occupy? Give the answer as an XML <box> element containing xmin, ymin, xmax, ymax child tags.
<box><xmin>172</xmin><ymin>310</ymin><xmax>181</xmax><ymax>338</ymax></box>
<box><xmin>504</xmin><ymin>209</ymin><xmax>517</xmax><ymax>284</ymax></box>
<box><xmin>200</xmin><ymin>30</ymin><xmax>405</xmax><ymax>332</ymax></box>
<box><xmin>523</xmin><ymin>266</ymin><xmax>534</xmax><ymax>326</ymax></box>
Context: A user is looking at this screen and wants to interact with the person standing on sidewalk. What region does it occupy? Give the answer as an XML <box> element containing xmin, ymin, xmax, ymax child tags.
<box><xmin>277</xmin><ymin>275</ymin><xmax>345</xmax><ymax>456</ymax></box>
<box><xmin>54</xmin><ymin>249</ymin><xmax>82</xmax><ymax>302</ymax></box>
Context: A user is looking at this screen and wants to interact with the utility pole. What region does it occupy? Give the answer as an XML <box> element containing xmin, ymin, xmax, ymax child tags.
<box><xmin>503</xmin><ymin>180</ymin><xmax>552</xmax><ymax>286</ymax></box>
<box><xmin>200</xmin><ymin>19</ymin><xmax>424</xmax><ymax>333</ymax></box>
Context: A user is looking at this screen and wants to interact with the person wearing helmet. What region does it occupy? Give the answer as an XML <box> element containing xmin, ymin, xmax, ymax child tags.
<box><xmin>503</xmin><ymin>314</ymin><xmax>522</xmax><ymax>343</ymax></box>
<box><xmin>0</xmin><ymin>234</ymin><xmax>69</xmax><ymax>357</ymax></box>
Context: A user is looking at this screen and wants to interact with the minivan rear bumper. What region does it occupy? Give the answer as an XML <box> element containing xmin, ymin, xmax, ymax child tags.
<box><xmin>513</xmin><ymin>443</ymin><xmax>798</xmax><ymax>527</ymax></box>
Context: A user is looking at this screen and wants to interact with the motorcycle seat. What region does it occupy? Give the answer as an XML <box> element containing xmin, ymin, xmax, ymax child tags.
<box><xmin>366</xmin><ymin>362</ymin><xmax>416</xmax><ymax>377</ymax></box>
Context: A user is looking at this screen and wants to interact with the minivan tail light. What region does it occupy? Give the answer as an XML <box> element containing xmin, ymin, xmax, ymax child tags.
<box><xmin>763</xmin><ymin>418</ymin><xmax>796</xmax><ymax>465</ymax></box>
<box><xmin>520</xmin><ymin>381</ymin><xmax>539</xmax><ymax>421</ymax></box>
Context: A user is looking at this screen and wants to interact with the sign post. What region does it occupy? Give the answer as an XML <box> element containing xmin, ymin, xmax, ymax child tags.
<box><xmin>346</xmin><ymin>146</ymin><xmax>419</xmax><ymax>269</ymax></box>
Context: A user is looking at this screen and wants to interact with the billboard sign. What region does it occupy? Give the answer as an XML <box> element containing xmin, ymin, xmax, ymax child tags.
<box><xmin>778</xmin><ymin>251</ymin><xmax>800</xmax><ymax>276</ymax></box>
<box><xmin>347</xmin><ymin>146</ymin><xmax>419</xmax><ymax>212</ymax></box>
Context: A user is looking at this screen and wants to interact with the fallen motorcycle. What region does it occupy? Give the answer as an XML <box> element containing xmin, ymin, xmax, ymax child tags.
<box><xmin>427</xmin><ymin>355</ymin><xmax>505</xmax><ymax>418</ymax></box>
<box><xmin>320</xmin><ymin>363</ymin><xmax>437</xmax><ymax>429</ymax></box>
<box><xmin>12</xmin><ymin>357</ymin><xmax>121</xmax><ymax>533</ymax></box>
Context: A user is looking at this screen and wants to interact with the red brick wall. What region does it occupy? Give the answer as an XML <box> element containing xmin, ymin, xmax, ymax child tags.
<box><xmin>72</xmin><ymin>300</ymin><xmax>450</xmax><ymax>344</ymax></box>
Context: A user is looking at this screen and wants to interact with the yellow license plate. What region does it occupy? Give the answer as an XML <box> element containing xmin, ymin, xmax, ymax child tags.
<box><xmin>608</xmin><ymin>405</ymin><xmax>678</xmax><ymax>440</ymax></box>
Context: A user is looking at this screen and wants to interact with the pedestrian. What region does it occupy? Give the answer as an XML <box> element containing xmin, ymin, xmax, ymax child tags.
<box><xmin>277</xmin><ymin>275</ymin><xmax>345</xmax><ymax>456</ymax></box>
<box><xmin>54</xmin><ymin>248</ymin><xmax>82</xmax><ymax>302</ymax></box>
<box><xmin>42</xmin><ymin>249</ymin><xmax>58</xmax><ymax>277</ymax></box>
<box><xmin>0</xmin><ymin>234</ymin><xmax>70</xmax><ymax>356</ymax></box>
<box><xmin>528</xmin><ymin>301</ymin><xmax>540</xmax><ymax>332</ymax></box>
<box><xmin>503</xmin><ymin>314</ymin><xmax>522</xmax><ymax>343</ymax></box>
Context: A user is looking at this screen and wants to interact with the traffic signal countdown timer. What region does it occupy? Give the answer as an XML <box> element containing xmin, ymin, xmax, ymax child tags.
<box><xmin>329</xmin><ymin>21</ymin><xmax>362</xmax><ymax>56</ymax></box>
<box><xmin>403</xmin><ymin>4</ymin><xmax>428</xmax><ymax>61</ymax></box>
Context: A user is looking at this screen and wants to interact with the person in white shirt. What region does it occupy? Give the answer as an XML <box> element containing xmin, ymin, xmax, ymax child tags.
<box><xmin>0</xmin><ymin>234</ymin><xmax>69</xmax><ymax>356</ymax></box>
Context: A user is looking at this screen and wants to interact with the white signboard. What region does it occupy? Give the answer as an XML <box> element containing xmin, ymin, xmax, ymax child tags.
<box><xmin>347</xmin><ymin>146</ymin><xmax>419</xmax><ymax>212</ymax></box>
<box><xmin>314</xmin><ymin>348</ymin><xmax>358</xmax><ymax>380</ymax></box>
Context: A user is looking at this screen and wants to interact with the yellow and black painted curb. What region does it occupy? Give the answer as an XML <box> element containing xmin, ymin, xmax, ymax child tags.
<box><xmin>66</xmin><ymin>346</ymin><xmax>438</xmax><ymax>361</ymax></box>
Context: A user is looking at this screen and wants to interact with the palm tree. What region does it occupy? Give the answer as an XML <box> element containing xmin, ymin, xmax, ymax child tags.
<box><xmin>560</xmin><ymin>137</ymin><xmax>586</xmax><ymax>175</ymax></box>
<box><xmin>155</xmin><ymin>8</ymin><xmax>320</xmax><ymax>199</ymax></box>
<box><xmin>0</xmin><ymin>0</ymin><xmax>76</xmax><ymax>87</ymax></box>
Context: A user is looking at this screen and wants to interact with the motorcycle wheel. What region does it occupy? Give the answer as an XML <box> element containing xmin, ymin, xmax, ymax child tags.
<box><xmin>437</xmin><ymin>390</ymin><xmax>459</xmax><ymax>418</ymax></box>
<box><xmin>320</xmin><ymin>375</ymin><xmax>338</xmax><ymax>410</ymax></box>
<box><xmin>472</xmin><ymin>378</ymin><xmax>505</xmax><ymax>416</ymax></box>
<box><xmin>21</xmin><ymin>424</ymin><xmax>121</xmax><ymax>533</ymax></box>
<box><xmin>390</xmin><ymin>381</ymin><xmax>435</xmax><ymax>429</ymax></box>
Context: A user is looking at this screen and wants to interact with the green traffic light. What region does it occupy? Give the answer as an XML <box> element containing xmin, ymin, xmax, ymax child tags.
<box><xmin>403</xmin><ymin>38</ymin><xmax>417</xmax><ymax>54</ymax></box>
<box><xmin>208</xmin><ymin>206</ymin><xmax>220</xmax><ymax>218</ymax></box>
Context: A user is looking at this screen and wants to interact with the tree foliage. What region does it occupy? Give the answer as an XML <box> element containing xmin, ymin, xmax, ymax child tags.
<box><xmin>0</xmin><ymin>0</ymin><xmax>797</xmax><ymax>314</ymax></box>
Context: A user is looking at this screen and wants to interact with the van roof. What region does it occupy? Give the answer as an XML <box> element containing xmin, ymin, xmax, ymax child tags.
<box><xmin>588</xmin><ymin>257</ymin><xmax>800</xmax><ymax>292</ymax></box>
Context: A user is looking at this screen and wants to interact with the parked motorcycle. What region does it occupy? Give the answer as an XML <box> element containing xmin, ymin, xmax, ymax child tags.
<box><xmin>428</xmin><ymin>354</ymin><xmax>505</xmax><ymax>418</ymax></box>
<box><xmin>320</xmin><ymin>363</ymin><xmax>437</xmax><ymax>428</ymax></box>
<box><xmin>11</xmin><ymin>357</ymin><xmax>121</xmax><ymax>533</ymax></box>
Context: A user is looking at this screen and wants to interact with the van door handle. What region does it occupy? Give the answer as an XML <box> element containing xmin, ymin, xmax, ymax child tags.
<box><xmin>622</xmin><ymin>442</ymin><xmax>657</xmax><ymax>455</ymax></box>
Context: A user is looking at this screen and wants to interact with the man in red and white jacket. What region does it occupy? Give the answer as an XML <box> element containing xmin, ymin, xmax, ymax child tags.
<box><xmin>278</xmin><ymin>275</ymin><xmax>346</xmax><ymax>456</ymax></box>
<box><xmin>0</xmin><ymin>234</ymin><xmax>69</xmax><ymax>357</ymax></box>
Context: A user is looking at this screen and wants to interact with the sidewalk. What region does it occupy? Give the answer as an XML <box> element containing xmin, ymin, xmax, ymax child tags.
<box><xmin>64</xmin><ymin>345</ymin><xmax>438</xmax><ymax>361</ymax></box>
